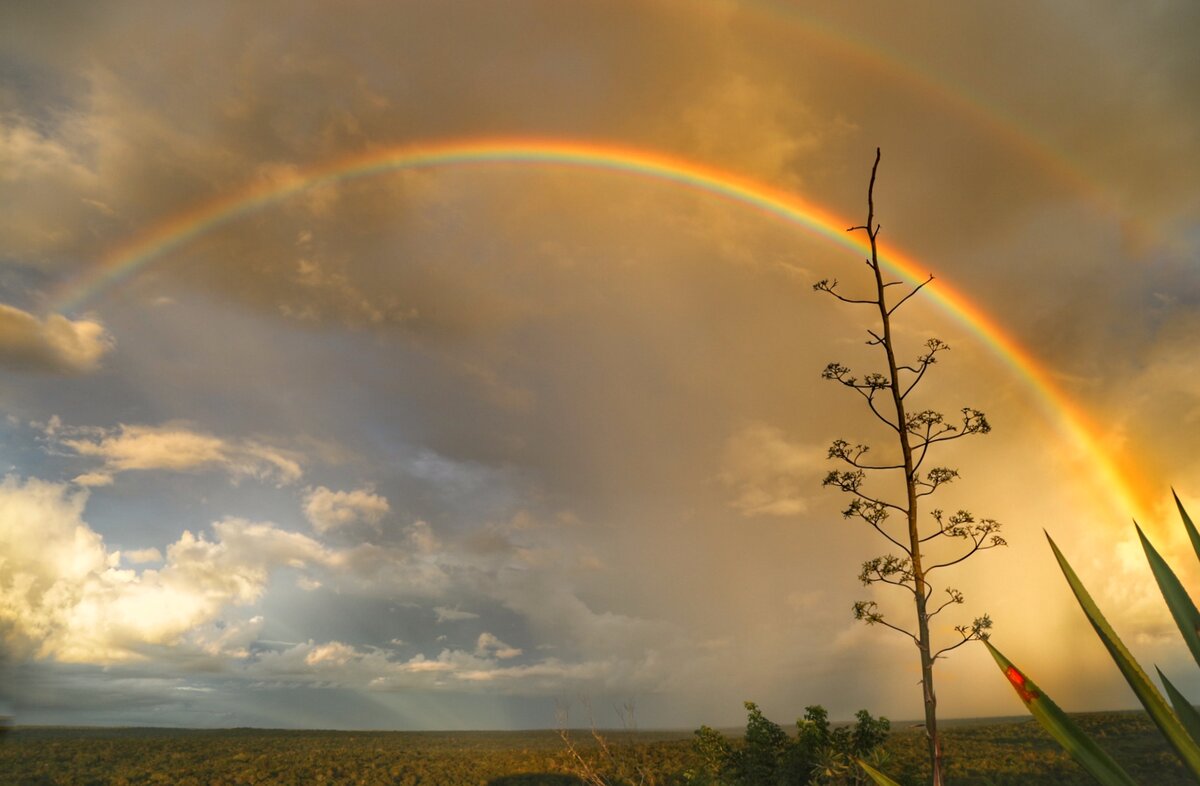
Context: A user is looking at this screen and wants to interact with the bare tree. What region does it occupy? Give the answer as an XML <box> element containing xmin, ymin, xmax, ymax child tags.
<box><xmin>814</xmin><ymin>149</ymin><xmax>1005</xmax><ymax>786</ymax></box>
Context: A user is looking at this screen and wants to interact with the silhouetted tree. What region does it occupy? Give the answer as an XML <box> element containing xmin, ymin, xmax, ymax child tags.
<box><xmin>814</xmin><ymin>149</ymin><xmax>1005</xmax><ymax>786</ymax></box>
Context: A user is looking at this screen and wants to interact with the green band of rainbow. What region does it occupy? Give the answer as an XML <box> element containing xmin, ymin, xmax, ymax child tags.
<box><xmin>48</xmin><ymin>136</ymin><xmax>1150</xmax><ymax>520</ymax></box>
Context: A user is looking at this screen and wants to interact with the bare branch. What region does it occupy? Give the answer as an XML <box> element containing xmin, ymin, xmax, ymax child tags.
<box><xmin>887</xmin><ymin>275</ymin><xmax>935</xmax><ymax>317</ymax></box>
<box><xmin>927</xmin><ymin>587</ymin><xmax>965</xmax><ymax>618</ymax></box>
<box><xmin>933</xmin><ymin>615</ymin><xmax>993</xmax><ymax>660</ymax></box>
<box><xmin>901</xmin><ymin>338</ymin><xmax>949</xmax><ymax>399</ymax></box>
<box><xmin>813</xmin><ymin>278</ymin><xmax>878</xmax><ymax>306</ymax></box>
<box><xmin>925</xmin><ymin>510</ymin><xmax>1007</xmax><ymax>569</ymax></box>
<box><xmin>859</xmin><ymin>554</ymin><xmax>917</xmax><ymax>593</ymax></box>
<box><xmin>853</xmin><ymin>600</ymin><xmax>919</xmax><ymax>644</ymax></box>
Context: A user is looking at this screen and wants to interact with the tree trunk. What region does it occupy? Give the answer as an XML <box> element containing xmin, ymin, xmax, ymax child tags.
<box><xmin>862</xmin><ymin>148</ymin><xmax>943</xmax><ymax>786</ymax></box>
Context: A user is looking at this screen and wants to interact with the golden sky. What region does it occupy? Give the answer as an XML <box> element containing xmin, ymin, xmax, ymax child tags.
<box><xmin>1</xmin><ymin>0</ymin><xmax>1199</xmax><ymax>728</ymax></box>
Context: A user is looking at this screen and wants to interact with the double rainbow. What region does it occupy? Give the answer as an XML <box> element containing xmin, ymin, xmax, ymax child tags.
<box><xmin>49</xmin><ymin>137</ymin><xmax>1151</xmax><ymax>520</ymax></box>
<box><xmin>741</xmin><ymin>2</ymin><xmax>1134</xmax><ymax>230</ymax></box>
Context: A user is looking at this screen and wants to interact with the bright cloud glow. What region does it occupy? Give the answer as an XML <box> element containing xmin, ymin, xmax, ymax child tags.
<box><xmin>0</xmin><ymin>476</ymin><xmax>328</xmax><ymax>663</ymax></box>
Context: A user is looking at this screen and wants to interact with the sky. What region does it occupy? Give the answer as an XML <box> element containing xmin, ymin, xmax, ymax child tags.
<box><xmin>1</xmin><ymin>0</ymin><xmax>1199</xmax><ymax>731</ymax></box>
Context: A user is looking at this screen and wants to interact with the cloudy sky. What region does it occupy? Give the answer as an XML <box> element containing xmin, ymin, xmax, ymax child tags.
<box><xmin>2</xmin><ymin>1</ymin><xmax>1199</xmax><ymax>730</ymax></box>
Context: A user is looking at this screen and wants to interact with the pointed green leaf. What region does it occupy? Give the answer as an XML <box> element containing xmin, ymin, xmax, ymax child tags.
<box><xmin>1048</xmin><ymin>532</ymin><xmax>1200</xmax><ymax>777</ymax></box>
<box><xmin>1137</xmin><ymin>523</ymin><xmax>1200</xmax><ymax>668</ymax></box>
<box><xmin>1158</xmin><ymin>667</ymin><xmax>1200</xmax><ymax>747</ymax></box>
<box><xmin>1174</xmin><ymin>490</ymin><xmax>1200</xmax><ymax>566</ymax></box>
<box><xmin>986</xmin><ymin>642</ymin><xmax>1138</xmax><ymax>786</ymax></box>
<box><xmin>857</xmin><ymin>758</ymin><xmax>903</xmax><ymax>786</ymax></box>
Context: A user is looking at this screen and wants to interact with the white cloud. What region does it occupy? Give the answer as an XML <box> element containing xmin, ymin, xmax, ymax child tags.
<box><xmin>121</xmin><ymin>548</ymin><xmax>163</xmax><ymax>565</ymax></box>
<box><xmin>0</xmin><ymin>476</ymin><xmax>695</xmax><ymax>700</ymax></box>
<box><xmin>302</xmin><ymin>485</ymin><xmax>390</xmax><ymax>533</ymax></box>
<box><xmin>0</xmin><ymin>304</ymin><xmax>114</xmax><ymax>373</ymax></box>
<box><xmin>0</xmin><ymin>476</ymin><xmax>331</xmax><ymax>664</ymax></box>
<box><xmin>56</xmin><ymin>422</ymin><xmax>303</xmax><ymax>485</ymax></box>
<box><xmin>719</xmin><ymin>423</ymin><xmax>822</xmax><ymax>516</ymax></box>
<box><xmin>304</xmin><ymin>640</ymin><xmax>359</xmax><ymax>667</ymax></box>
<box><xmin>190</xmin><ymin>615</ymin><xmax>265</xmax><ymax>659</ymax></box>
<box><xmin>475</xmin><ymin>632</ymin><xmax>522</xmax><ymax>660</ymax></box>
<box><xmin>72</xmin><ymin>471</ymin><xmax>115</xmax><ymax>487</ymax></box>
<box><xmin>433</xmin><ymin>606</ymin><xmax>480</xmax><ymax>623</ymax></box>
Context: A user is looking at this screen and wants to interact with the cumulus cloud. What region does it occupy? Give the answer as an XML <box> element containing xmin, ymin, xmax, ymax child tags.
<box><xmin>719</xmin><ymin>423</ymin><xmax>823</xmax><ymax>516</ymax></box>
<box><xmin>0</xmin><ymin>476</ymin><xmax>331</xmax><ymax>664</ymax></box>
<box><xmin>475</xmin><ymin>632</ymin><xmax>522</xmax><ymax>660</ymax></box>
<box><xmin>302</xmin><ymin>485</ymin><xmax>390</xmax><ymax>533</ymax></box>
<box><xmin>0</xmin><ymin>474</ymin><xmax>700</xmax><ymax>703</ymax></box>
<box><xmin>0</xmin><ymin>305</ymin><xmax>114</xmax><ymax>373</ymax></box>
<box><xmin>121</xmin><ymin>548</ymin><xmax>163</xmax><ymax>565</ymax></box>
<box><xmin>190</xmin><ymin>615</ymin><xmax>265</xmax><ymax>659</ymax></box>
<box><xmin>55</xmin><ymin>422</ymin><xmax>303</xmax><ymax>486</ymax></box>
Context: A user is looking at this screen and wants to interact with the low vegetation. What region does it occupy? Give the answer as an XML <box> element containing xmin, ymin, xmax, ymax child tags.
<box><xmin>0</xmin><ymin>711</ymin><xmax>1187</xmax><ymax>785</ymax></box>
<box><xmin>690</xmin><ymin>702</ymin><xmax>889</xmax><ymax>785</ymax></box>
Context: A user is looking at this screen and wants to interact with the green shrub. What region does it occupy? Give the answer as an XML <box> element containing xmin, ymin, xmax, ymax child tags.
<box><xmin>692</xmin><ymin>702</ymin><xmax>890</xmax><ymax>785</ymax></box>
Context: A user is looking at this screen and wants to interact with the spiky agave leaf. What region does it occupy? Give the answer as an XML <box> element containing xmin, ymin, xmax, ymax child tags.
<box><xmin>1176</xmin><ymin>491</ymin><xmax>1200</xmax><ymax>566</ymax></box>
<box><xmin>1158</xmin><ymin>667</ymin><xmax>1200</xmax><ymax>747</ymax></box>
<box><xmin>1047</xmin><ymin>532</ymin><xmax>1200</xmax><ymax>777</ymax></box>
<box><xmin>1137</xmin><ymin>522</ymin><xmax>1200</xmax><ymax>669</ymax></box>
<box><xmin>986</xmin><ymin>642</ymin><xmax>1137</xmax><ymax>786</ymax></box>
<box><xmin>856</xmin><ymin>757</ymin><xmax>903</xmax><ymax>786</ymax></box>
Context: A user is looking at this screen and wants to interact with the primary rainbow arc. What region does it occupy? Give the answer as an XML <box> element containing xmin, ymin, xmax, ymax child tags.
<box><xmin>49</xmin><ymin>136</ymin><xmax>1151</xmax><ymax>520</ymax></box>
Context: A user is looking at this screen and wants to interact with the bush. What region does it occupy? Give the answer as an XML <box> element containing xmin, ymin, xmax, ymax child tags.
<box><xmin>692</xmin><ymin>702</ymin><xmax>890</xmax><ymax>785</ymax></box>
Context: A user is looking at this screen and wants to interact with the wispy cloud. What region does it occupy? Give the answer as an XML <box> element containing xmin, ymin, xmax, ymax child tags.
<box><xmin>433</xmin><ymin>606</ymin><xmax>480</xmax><ymax>623</ymax></box>
<box><xmin>53</xmin><ymin>422</ymin><xmax>303</xmax><ymax>486</ymax></box>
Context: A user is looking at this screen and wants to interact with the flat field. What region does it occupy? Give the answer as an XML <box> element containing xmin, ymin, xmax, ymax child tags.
<box><xmin>0</xmin><ymin>711</ymin><xmax>1188</xmax><ymax>785</ymax></box>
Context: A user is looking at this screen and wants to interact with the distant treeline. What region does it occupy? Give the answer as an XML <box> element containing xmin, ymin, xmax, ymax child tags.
<box><xmin>0</xmin><ymin>711</ymin><xmax>1187</xmax><ymax>785</ymax></box>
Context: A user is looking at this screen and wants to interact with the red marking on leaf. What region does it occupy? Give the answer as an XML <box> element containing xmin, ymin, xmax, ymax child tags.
<box><xmin>1005</xmin><ymin>665</ymin><xmax>1039</xmax><ymax>703</ymax></box>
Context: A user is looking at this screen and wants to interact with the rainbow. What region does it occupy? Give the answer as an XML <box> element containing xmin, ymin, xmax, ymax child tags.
<box><xmin>50</xmin><ymin>136</ymin><xmax>1152</xmax><ymax>519</ymax></box>
<box><xmin>739</xmin><ymin>3</ymin><xmax>1139</xmax><ymax>232</ymax></box>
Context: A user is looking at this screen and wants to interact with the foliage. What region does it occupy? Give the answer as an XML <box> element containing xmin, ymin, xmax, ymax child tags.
<box><xmin>0</xmin><ymin>726</ymin><xmax>691</xmax><ymax>786</ymax></box>
<box><xmin>689</xmin><ymin>702</ymin><xmax>890</xmax><ymax>785</ymax></box>
<box><xmin>556</xmin><ymin>699</ymin><xmax>683</xmax><ymax>786</ymax></box>
<box><xmin>881</xmin><ymin>713</ymin><xmax>1188</xmax><ymax>785</ymax></box>
<box><xmin>815</xmin><ymin>150</ymin><xmax>1003</xmax><ymax>785</ymax></box>
<box><xmin>0</xmin><ymin>714</ymin><xmax>1189</xmax><ymax>785</ymax></box>
<box><xmin>990</xmin><ymin>492</ymin><xmax>1200</xmax><ymax>784</ymax></box>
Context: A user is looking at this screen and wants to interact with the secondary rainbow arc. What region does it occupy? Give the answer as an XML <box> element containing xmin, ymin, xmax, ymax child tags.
<box><xmin>739</xmin><ymin>1</ymin><xmax>1146</xmax><ymax>243</ymax></box>
<box><xmin>48</xmin><ymin>137</ymin><xmax>1151</xmax><ymax>521</ymax></box>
